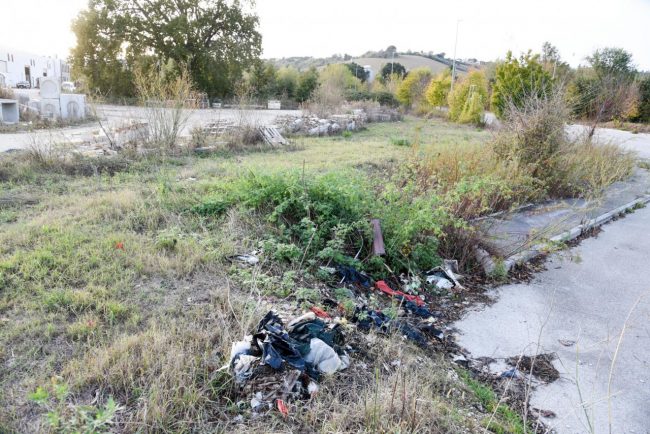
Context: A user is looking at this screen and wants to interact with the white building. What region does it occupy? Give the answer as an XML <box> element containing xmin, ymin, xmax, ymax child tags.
<box><xmin>0</xmin><ymin>47</ymin><xmax>71</xmax><ymax>88</ymax></box>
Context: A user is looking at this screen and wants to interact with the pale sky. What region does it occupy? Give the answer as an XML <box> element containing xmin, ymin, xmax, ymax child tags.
<box><xmin>1</xmin><ymin>0</ymin><xmax>649</xmax><ymax>69</ymax></box>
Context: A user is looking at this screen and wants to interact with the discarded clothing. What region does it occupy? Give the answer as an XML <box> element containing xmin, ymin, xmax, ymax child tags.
<box><xmin>336</xmin><ymin>264</ymin><xmax>373</xmax><ymax>288</ymax></box>
<box><xmin>375</xmin><ymin>280</ymin><xmax>425</xmax><ymax>306</ymax></box>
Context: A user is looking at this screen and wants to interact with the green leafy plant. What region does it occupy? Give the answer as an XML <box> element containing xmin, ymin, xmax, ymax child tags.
<box><xmin>29</xmin><ymin>379</ymin><xmax>122</xmax><ymax>433</ymax></box>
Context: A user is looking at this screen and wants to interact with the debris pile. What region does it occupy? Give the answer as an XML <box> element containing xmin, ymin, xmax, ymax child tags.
<box><xmin>274</xmin><ymin>107</ymin><xmax>401</xmax><ymax>137</ymax></box>
<box><xmin>229</xmin><ymin>311</ymin><xmax>350</xmax><ymax>415</ymax></box>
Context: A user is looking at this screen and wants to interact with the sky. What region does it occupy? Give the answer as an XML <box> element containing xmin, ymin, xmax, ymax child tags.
<box><xmin>1</xmin><ymin>0</ymin><xmax>649</xmax><ymax>69</ymax></box>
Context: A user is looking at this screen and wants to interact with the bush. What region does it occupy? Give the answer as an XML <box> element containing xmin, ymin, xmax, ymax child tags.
<box><xmin>491</xmin><ymin>51</ymin><xmax>553</xmax><ymax>118</ymax></box>
<box><xmin>425</xmin><ymin>70</ymin><xmax>452</xmax><ymax>108</ymax></box>
<box><xmin>195</xmin><ymin>171</ymin><xmax>449</xmax><ymax>275</ymax></box>
<box><xmin>396</xmin><ymin>67</ymin><xmax>433</xmax><ymax>110</ymax></box>
<box><xmin>134</xmin><ymin>66</ymin><xmax>193</xmax><ymax>150</ymax></box>
<box><xmin>345</xmin><ymin>90</ymin><xmax>399</xmax><ymax>107</ymax></box>
<box><xmin>492</xmin><ymin>88</ymin><xmax>634</xmax><ymax>197</ymax></box>
<box><xmin>380</xmin><ymin>62</ymin><xmax>406</xmax><ymax>81</ymax></box>
<box><xmin>639</xmin><ymin>75</ymin><xmax>650</xmax><ymax>122</ymax></box>
<box><xmin>448</xmin><ymin>70</ymin><xmax>488</xmax><ymax>124</ymax></box>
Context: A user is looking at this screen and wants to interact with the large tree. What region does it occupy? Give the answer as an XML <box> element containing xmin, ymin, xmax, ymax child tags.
<box><xmin>71</xmin><ymin>0</ymin><xmax>262</xmax><ymax>98</ymax></box>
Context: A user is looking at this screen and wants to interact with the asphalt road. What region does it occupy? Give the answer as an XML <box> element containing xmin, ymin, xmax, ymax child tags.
<box><xmin>454</xmin><ymin>206</ymin><xmax>650</xmax><ymax>433</ymax></box>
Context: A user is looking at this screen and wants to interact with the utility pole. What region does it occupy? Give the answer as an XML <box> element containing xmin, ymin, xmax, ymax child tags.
<box><xmin>450</xmin><ymin>20</ymin><xmax>461</xmax><ymax>93</ymax></box>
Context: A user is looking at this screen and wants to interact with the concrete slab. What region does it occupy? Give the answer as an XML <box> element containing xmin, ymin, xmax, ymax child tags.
<box><xmin>455</xmin><ymin>206</ymin><xmax>650</xmax><ymax>433</ymax></box>
<box><xmin>0</xmin><ymin>104</ymin><xmax>302</xmax><ymax>152</ymax></box>
<box><xmin>479</xmin><ymin>168</ymin><xmax>650</xmax><ymax>257</ymax></box>
<box><xmin>0</xmin><ymin>98</ymin><xmax>19</xmax><ymax>123</ymax></box>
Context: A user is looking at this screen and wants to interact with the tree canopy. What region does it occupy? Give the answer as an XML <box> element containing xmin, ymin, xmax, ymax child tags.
<box><xmin>71</xmin><ymin>0</ymin><xmax>262</xmax><ymax>98</ymax></box>
<box><xmin>491</xmin><ymin>51</ymin><xmax>553</xmax><ymax>118</ymax></box>
<box><xmin>381</xmin><ymin>62</ymin><xmax>407</xmax><ymax>81</ymax></box>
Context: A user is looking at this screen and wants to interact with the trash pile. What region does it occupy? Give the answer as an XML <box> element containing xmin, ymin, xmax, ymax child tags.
<box><xmin>225</xmin><ymin>220</ymin><xmax>470</xmax><ymax>417</ymax></box>
<box><xmin>228</xmin><ymin>311</ymin><xmax>350</xmax><ymax>416</ymax></box>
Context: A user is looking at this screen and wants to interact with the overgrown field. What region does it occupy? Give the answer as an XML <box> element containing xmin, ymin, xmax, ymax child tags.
<box><xmin>0</xmin><ymin>116</ymin><xmax>634</xmax><ymax>433</ymax></box>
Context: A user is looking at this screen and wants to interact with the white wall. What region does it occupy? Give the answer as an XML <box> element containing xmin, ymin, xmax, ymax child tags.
<box><xmin>0</xmin><ymin>47</ymin><xmax>70</xmax><ymax>88</ymax></box>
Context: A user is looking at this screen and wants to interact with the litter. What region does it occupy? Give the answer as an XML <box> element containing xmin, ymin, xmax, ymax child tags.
<box><xmin>352</xmin><ymin>305</ymin><xmax>443</xmax><ymax>347</ymax></box>
<box><xmin>501</xmin><ymin>368</ymin><xmax>520</xmax><ymax>379</ymax></box>
<box><xmin>532</xmin><ymin>408</ymin><xmax>557</xmax><ymax>418</ymax></box>
<box><xmin>260</xmin><ymin>126</ymin><xmax>288</xmax><ymax>146</ymax></box>
<box><xmin>336</xmin><ymin>264</ymin><xmax>373</xmax><ymax>287</ymax></box>
<box><xmin>507</xmin><ymin>354</ymin><xmax>559</xmax><ymax>383</ymax></box>
<box><xmin>229</xmin><ymin>311</ymin><xmax>350</xmax><ymax>415</ymax></box>
<box><xmin>371</xmin><ymin>219</ymin><xmax>386</xmax><ymax>256</ymax></box>
<box><xmin>426</xmin><ymin>274</ymin><xmax>454</xmax><ymax>290</ymax></box>
<box><xmin>558</xmin><ymin>339</ymin><xmax>576</xmax><ymax>347</ymax></box>
<box><xmin>228</xmin><ymin>253</ymin><xmax>260</xmax><ymax>266</ymax></box>
<box><xmin>375</xmin><ymin>280</ymin><xmax>425</xmax><ymax>306</ymax></box>
<box><xmin>426</xmin><ymin>263</ymin><xmax>465</xmax><ymax>290</ymax></box>
<box><xmin>310</xmin><ymin>306</ymin><xmax>331</xmax><ymax>319</ymax></box>
<box><xmin>276</xmin><ymin>399</ymin><xmax>289</xmax><ymax>418</ymax></box>
<box><xmin>304</xmin><ymin>338</ymin><xmax>344</xmax><ymax>374</ymax></box>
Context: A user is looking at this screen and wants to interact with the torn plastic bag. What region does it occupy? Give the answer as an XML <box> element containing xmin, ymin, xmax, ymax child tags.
<box><xmin>232</xmin><ymin>354</ymin><xmax>259</xmax><ymax>384</ymax></box>
<box><xmin>336</xmin><ymin>264</ymin><xmax>373</xmax><ymax>288</ymax></box>
<box><xmin>395</xmin><ymin>322</ymin><xmax>429</xmax><ymax>346</ymax></box>
<box><xmin>229</xmin><ymin>337</ymin><xmax>252</xmax><ymax>364</ymax></box>
<box><xmin>227</xmin><ymin>253</ymin><xmax>260</xmax><ymax>266</ymax></box>
<box><xmin>288</xmin><ymin>319</ymin><xmax>344</xmax><ymax>356</ymax></box>
<box><xmin>426</xmin><ymin>264</ymin><xmax>465</xmax><ymax>290</ymax></box>
<box><xmin>426</xmin><ymin>274</ymin><xmax>454</xmax><ymax>290</ymax></box>
<box><xmin>403</xmin><ymin>301</ymin><xmax>436</xmax><ymax>318</ymax></box>
<box><xmin>304</xmin><ymin>338</ymin><xmax>344</xmax><ymax>374</ymax></box>
<box><xmin>253</xmin><ymin>312</ymin><xmax>306</xmax><ymax>371</ymax></box>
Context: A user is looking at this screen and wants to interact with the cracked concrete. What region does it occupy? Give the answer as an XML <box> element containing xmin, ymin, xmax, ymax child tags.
<box><xmin>454</xmin><ymin>206</ymin><xmax>650</xmax><ymax>433</ymax></box>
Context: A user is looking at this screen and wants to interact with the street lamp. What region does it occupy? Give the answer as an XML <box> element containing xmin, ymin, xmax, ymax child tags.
<box><xmin>450</xmin><ymin>20</ymin><xmax>461</xmax><ymax>93</ymax></box>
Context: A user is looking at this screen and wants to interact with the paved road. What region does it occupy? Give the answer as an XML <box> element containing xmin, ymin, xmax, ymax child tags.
<box><xmin>567</xmin><ymin>125</ymin><xmax>650</xmax><ymax>160</ymax></box>
<box><xmin>454</xmin><ymin>206</ymin><xmax>650</xmax><ymax>433</ymax></box>
<box><xmin>0</xmin><ymin>105</ymin><xmax>300</xmax><ymax>152</ymax></box>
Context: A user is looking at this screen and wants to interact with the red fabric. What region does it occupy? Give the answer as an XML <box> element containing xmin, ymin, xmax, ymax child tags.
<box><xmin>277</xmin><ymin>399</ymin><xmax>289</xmax><ymax>417</ymax></box>
<box><xmin>310</xmin><ymin>306</ymin><xmax>331</xmax><ymax>319</ymax></box>
<box><xmin>115</xmin><ymin>242</ymin><xmax>125</xmax><ymax>250</ymax></box>
<box><xmin>375</xmin><ymin>280</ymin><xmax>425</xmax><ymax>306</ymax></box>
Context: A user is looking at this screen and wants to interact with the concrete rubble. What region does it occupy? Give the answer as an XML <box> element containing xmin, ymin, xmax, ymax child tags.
<box><xmin>274</xmin><ymin>107</ymin><xmax>401</xmax><ymax>137</ymax></box>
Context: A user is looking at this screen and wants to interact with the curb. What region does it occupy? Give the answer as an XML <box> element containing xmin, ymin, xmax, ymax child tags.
<box><xmin>476</xmin><ymin>195</ymin><xmax>650</xmax><ymax>275</ymax></box>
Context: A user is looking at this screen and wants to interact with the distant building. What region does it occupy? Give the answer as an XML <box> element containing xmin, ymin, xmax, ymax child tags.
<box><xmin>0</xmin><ymin>47</ymin><xmax>71</xmax><ymax>88</ymax></box>
<box><xmin>363</xmin><ymin>65</ymin><xmax>376</xmax><ymax>83</ymax></box>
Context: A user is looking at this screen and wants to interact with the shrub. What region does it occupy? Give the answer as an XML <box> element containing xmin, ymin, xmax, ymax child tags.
<box><xmin>296</xmin><ymin>67</ymin><xmax>319</xmax><ymax>102</ymax></box>
<box><xmin>491</xmin><ymin>51</ymin><xmax>553</xmax><ymax>118</ymax></box>
<box><xmin>345</xmin><ymin>90</ymin><xmax>399</xmax><ymax>107</ymax></box>
<box><xmin>396</xmin><ymin>67</ymin><xmax>434</xmax><ymax>110</ymax></box>
<box><xmin>639</xmin><ymin>75</ymin><xmax>650</xmax><ymax>122</ymax></box>
<box><xmin>492</xmin><ymin>88</ymin><xmax>634</xmax><ymax>197</ymax></box>
<box><xmin>425</xmin><ymin>70</ymin><xmax>452</xmax><ymax>108</ymax></box>
<box><xmin>310</xmin><ymin>64</ymin><xmax>361</xmax><ymax>115</ymax></box>
<box><xmin>448</xmin><ymin>70</ymin><xmax>488</xmax><ymax>124</ymax></box>
<box><xmin>134</xmin><ymin>66</ymin><xmax>193</xmax><ymax>150</ymax></box>
<box><xmin>380</xmin><ymin>62</ymin><xmax>407</xmax><ymax>81</ymax></box>
<box><xmin>196</xmin><ymin>171</ymin><xmax>449</xmax><ymax>275</ymax></box>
